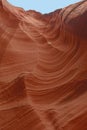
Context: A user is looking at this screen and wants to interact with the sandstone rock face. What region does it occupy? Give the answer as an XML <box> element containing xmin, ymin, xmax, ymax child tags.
<box><xmin>0</xmin><ymin>0</ymin><xmax>87</xmax><ymax>130</ymax></box>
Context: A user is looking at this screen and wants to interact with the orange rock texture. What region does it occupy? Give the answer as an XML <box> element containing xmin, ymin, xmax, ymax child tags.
<box><xmin>0</xmin><ymin>0</ymin><xmax>87</xmax><ymax>130</ymax></box>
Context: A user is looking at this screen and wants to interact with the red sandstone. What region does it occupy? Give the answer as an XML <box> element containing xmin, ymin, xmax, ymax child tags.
<box><xmin>0</xmin><ymin>0</ymin><xmax>87</xmax><ymax>130</ymax></box>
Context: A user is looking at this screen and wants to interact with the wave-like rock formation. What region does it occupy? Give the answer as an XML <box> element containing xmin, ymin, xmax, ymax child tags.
<box><xmin>0</xmin><ymin>0</ymin><xmax>87</xmax><ymax>130</ymax></box>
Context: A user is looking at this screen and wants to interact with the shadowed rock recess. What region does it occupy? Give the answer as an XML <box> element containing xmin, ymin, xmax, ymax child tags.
<box><xmin>0</xmin><ymin>0</ymin><xmax>87</xmax><ymax>130</ymax></box>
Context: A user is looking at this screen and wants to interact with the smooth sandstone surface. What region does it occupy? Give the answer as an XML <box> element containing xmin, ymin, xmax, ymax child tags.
<box><xmin>0</xmin><ymin>0</ymin><xmax>87</xmax><ymax>130</ymax></box>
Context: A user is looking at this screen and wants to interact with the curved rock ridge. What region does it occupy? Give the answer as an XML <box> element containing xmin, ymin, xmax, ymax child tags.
<box><xmin>0</xmin><ymin>0</ymin><xmax>87</xmax><ymax>130</ymax></box>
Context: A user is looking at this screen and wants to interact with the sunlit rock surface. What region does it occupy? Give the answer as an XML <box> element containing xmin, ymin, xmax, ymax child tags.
<box><xmin>0</xmin><ymin>0</ymin><xmax>87</xmax><ymax>130</ymax></box>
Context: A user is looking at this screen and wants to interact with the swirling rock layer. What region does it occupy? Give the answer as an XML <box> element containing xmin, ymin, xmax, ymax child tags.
<box><xmin>0</xmin><ymin>0</ymin><xmax>87</xmax><ymax>130</ymax></box>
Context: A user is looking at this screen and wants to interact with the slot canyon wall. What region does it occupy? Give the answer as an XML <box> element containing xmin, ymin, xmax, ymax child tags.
<box><xmin>0</xmin><ymin>0</ymin><xmax>87</xmax><ymax>130</ymax></box>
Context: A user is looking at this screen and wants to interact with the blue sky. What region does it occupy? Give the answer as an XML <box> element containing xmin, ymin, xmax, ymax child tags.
<box><xmin>8</xmin><ymin>0</ymin><xmax>81</xmax><ymax>14</ymax></box>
